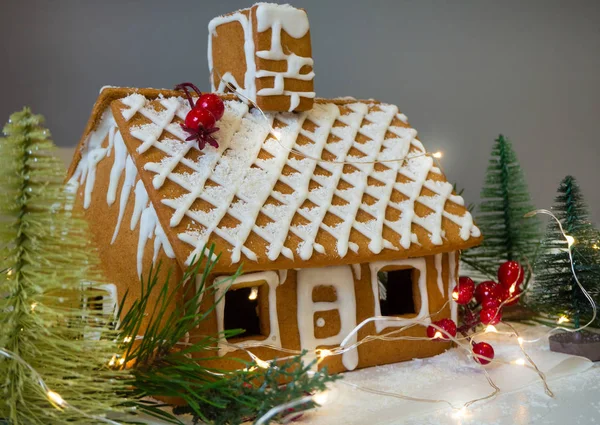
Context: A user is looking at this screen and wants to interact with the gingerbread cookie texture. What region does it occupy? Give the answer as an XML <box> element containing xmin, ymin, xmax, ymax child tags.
<box><xmin>208</xmin><ymin>3</ymin><xmax>315</xmax><ymax>112</ymax></box>
<box><xmin>66</xmin><ymin>86</ymin><xmax>481</xmax><ymax>373</ymax></box>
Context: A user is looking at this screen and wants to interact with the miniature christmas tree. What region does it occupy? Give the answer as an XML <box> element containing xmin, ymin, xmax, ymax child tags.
<box><xmin>462</xmin><ymin>134</ymin><xmax>542</xmax><ymax>279</ymax></box>
<box><xmin>527</xmin><ymin>176</ymin><xmax>600</xmax><ymax>328</ymax></box>
<box><xmin>0</xmin><ymin>109</ymin><xmax>128</xmax><ymax>424</ymax></box>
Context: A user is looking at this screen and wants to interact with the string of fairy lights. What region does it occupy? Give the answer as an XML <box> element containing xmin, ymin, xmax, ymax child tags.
<box><xmin>1</xmin><ymin>83</ymin><xmax>597</xmax><ymax>424</ymax></box>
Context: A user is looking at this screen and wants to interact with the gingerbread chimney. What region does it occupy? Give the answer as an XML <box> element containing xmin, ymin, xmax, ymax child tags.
<box><xmin>208</xmin><ymin>3</ymin><xmax>315</xmax><ymax>112</ymax></box>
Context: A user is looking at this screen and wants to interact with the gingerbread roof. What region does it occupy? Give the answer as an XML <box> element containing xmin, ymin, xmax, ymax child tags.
<box><xmin>68</xmin><ymin>87</ymin><xmax>481</xmax><ymax>273</ymax></box>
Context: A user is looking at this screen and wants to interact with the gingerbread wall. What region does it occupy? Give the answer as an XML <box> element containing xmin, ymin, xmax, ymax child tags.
<box><xmin>199</xmin><ymin>251</ymin><xmax>458</xmax><ymax>374</ymax></box>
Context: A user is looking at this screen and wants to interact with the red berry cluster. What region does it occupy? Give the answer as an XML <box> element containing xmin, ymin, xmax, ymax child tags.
<box><xmin>175</xmin><ymin>82</ymin><xmax>225</xmax><ymax>150</ymax></box>
<box><xmin>428</xmin><ymin>260</ymin><xmax>525</xmax><ymax>365</ymax></box>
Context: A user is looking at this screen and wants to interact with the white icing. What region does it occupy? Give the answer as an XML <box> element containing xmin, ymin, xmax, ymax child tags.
<box><xmin>67</xmin><ymin>102</ymin><xmax>176</xmax><ymax>278</ymax></box>
<box><xmin>278</xmin><ymin>269</ymin><xmax>288</xmax><ymax>285</ymax></box>
<box><xmin>214</xmin><ymin>271</ymin><xmax>281</xmax><ymax>357</ymax></box>
<box><xmin>107</xmin><ymin>130</ymin><xmax>126</xmax><ymax>206</ymax></box>
<box><xmin>316</xmin><ymin>317</ymin><xmax>325</xmax><ymax>327</ymax></box>
<box><xmin>120</xmin><ymin>94</ymin><xmax>480</xmax><ymax>265</ymax></box>
<box><xmin>448</xmin><ymin>251</ymin><xmax>458</xmax><ymax>323</ymax></box>
<box><xmin>208</xmin><ymin>11</ymin><xmax>257</xmax><ymax>102</ymax></box>
<box><xmin>434</xmin><ymin>253</ymin><xmax>444</xmax><ymax>296</ymax></box>
<box><xmin>297</xmin><ymin>265</ymin><xmax>358</xmax><ymax>371</ymax></box>
<box><xmin>255</xmin><ymin>3</ymin><xmax>310</xmax><ymax>38</ymax></box>
<box><xmin>369</xmin><ymin>258</ymin><xmax>430</xmax><ymax>333</ymax></box>
<box><xmin>351</xmin><ymin>263</ymin><xmax>361</xmax><ymax>281</ymax></box>
<box><xmin>68</xmin><ymin>110</ymin><xmax>115</xmax><ymax>209</ymax></box>
<box><xmin>137</xmin><ymin>203</ymin><xmax>175</xmax><ymax>277</ymax></box>
<box><xmin>111</xmin><ymin>156</ymin><xmax>138</xmax><ymax>244</ymax></box>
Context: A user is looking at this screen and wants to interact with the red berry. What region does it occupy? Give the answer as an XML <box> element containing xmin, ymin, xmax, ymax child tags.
<box><xmin>480</xmin><ymin>307</ymin><xmax>502</xmax><ymax>325</ymax></box>
<box><xmin>481</xmin><ymin>295</ymin><xmax>502</xmax><ymax>310</ymax></box>
<box><xmin>474</xmin><ymin>281</ymin><xmax>501</xmax><ymax>304</ymax></box>
<box><xmin>472</xmin><ymin>341</ymin><xmax>495</xmax><ymax>365</ymax></box>
<box><xmin>452</xmin><ymin>277</ymin><xmax>475</xmax><ymax>305</ymax></box>
<box><xmin>426</xmin><ymin>318</ymin><xmax>457</xmax><ymax>341</ymax></box>
<box><xmin>498</xmin><ymin>261</ymin><xmax>524</xmax><ymax>290</ymax></box>
<box><xmin>185</xmin><ymin>106</ymin><xmax>216</xmax><ymax>131</ymax></box>
<box><xmin>197</xmin><ymin>93</ymin><xmax>225</xmax><ymax>121</ymax></box>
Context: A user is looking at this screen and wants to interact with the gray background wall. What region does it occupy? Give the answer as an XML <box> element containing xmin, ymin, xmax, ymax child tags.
<box><xmin>1</xmin><ymin>0</ymin><xmax>599</xmax><ymax>223</ymax></box>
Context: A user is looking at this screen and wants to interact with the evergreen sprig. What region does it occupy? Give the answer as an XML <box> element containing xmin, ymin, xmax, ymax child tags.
<box><xmin>527</xmin><ymin>176</ymin><xmax>600</xmax><ymax>327</ymax></box>
<box><xmin>0</xmin><ymin>108</ymin><xmax>129</xmax><ymax>424</ymax></box>
<box><xmin>119</xmin><ymin>246</ymin><xmax>337</xmax><ymax>425</ymax></box>
<box><xmin>462</xmin><ymin>134</ymin><xmax>542</xmax><ymax>279</ymax></box>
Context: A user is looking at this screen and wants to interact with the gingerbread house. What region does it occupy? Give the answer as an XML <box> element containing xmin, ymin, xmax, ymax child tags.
<box><xmin>66</xmin><ymin>3</ymin><xmax>481</xmax><ymax>374</ymax></box>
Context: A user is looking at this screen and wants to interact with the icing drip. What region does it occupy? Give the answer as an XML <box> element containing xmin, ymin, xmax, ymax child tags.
<box><xmin>278</xmin><ymin>269</ymin><xmax>288</xmax><ymax>285</ymax></box>
<box><xmin>111</xmin><ymin>156</ymin><xmax>138</xmax><ymax>244</ymax></box>
<box><xmin>434</xmin><ymin>253</ymin><xmax>444</xmax><ymax>296</ymax></box>
<box><xmin>297</xmin><ymin>265</ymin><xmax>358</xmax><ymax>371</ymax></box>
<box><xmin>69</xmin><ymin>110</ymin><xmax>115</xmax><ymax>209</ymax></box>
<box><xmin>137</xmin><ymin>203</ymin><xmax>175</xmax><ymax>277</ymax></box>
<box><xmin>369</xmin><ymin>259</ymin><xmax>431</xmax><ymax>334</ymax></box>
<box><xmin>107</xmin><ymin>131</ymin><xmax>127</xmax><ymax>206</ymax></box>
<box><xmin>448</xmin><ymin>251</ymin><xmax>458</xmax><ymax>323</ymax></box>
<box><xmin>214</xmin><ymin>271</ymin><xmax>281</xmax><ymax>356</ymax></box>
<box><xmin>119</xmin><ymin>93</ymin><xmax>480</xmax><ymax>265</ymax></box>
<box><xmin>68</xmin><ymin>104</ymin><xmax>176</xmax><ymax>278</ymax></box>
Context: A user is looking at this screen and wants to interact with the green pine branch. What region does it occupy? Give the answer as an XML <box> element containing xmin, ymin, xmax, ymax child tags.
<box><xmin>462</xmin><ymin>134</ymin><xmax>542</xmax><ymax>279</ymax></box>
<box><xmin>0</xmin><ymin>109</ymin><xmax>130</xmax><ymax>424</ymax></box>
<box><xmin>526</xmin><ymin>176</ymin><xmax>600</xmax><ymax>328</ymax></box>
<box><xmin>118</xmin><ymin>247</ymin><xmax>338</xmax><ymax>425</ymax></box>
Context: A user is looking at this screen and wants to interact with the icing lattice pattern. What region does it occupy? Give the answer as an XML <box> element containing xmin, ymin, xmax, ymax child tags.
<box><xmin>115</xmin><ymin>94</ymin><xmax>480</xmax><ymax>265</ymax></box>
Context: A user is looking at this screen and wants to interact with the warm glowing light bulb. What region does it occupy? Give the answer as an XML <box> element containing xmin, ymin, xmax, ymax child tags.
<box><xmin>108</xmin><ymin>355</ymin><xmax>117</xmax><ymax>367</ymax></box>
<box><xmin>7</xmin><ymin>269</ymin><xmax>13</xmax><ymax>276</ymax></box>
<box><xmin>47</xmin><ymin>390</ymin><xmax>65</xmax><ymax>407</ymax></box>
<box><xmin>248</xmin><ymin>287</ymin><xmax>259</xmax><ymax>301</ymax></box>
<box><xmin>30</xmin><ymin>302</ymin><xmax>38</xmax><ymax>312</ymax></box>
<box><xmin>255</xmin><ymin>358</ymin><xmax>271</xmax><ymax>369</ymax></box>
<box><xmin>433</xmin><ymin>331</ymin><xmax>443</xmax><ymax>339</ymax></box>
<box><xmin>557</xmin><ymin>315</ymin><xmax>570</xmax><ymax>324</ymax></box>
<box><xmin>593</xmin><ymin>244</ymin><xmax>599</xmax><ymax>250</ymax></box>
<box><xmin>317</xmin><ymin>349</ymin><xmax>332</xmax><ymax>359</ymax></box>
<box><xmin>452</xmin><ymin>290</ymin><xmax>459</xmax><ymax>301</ymax></box>
<box><xmin>313</xmin><ymin>390</ymin><xmax>329</xmax><ymax>405</ymax></box>
<box><xmin>566</xmin><ymin>235</ymin><xmax>575</xmax><ymax>247</ymax></box>
<box><xmin>432</xmin><ymin>151</ymin><xmax>443</xmax><ymax>159</ymax></box>
<box><xmin>118</xmin><ymin>357</ymin><xmax>125</xmax><ymax>366</ymax></box>
<box><xmin>123</xmin><ymin>336</ymin><xmax>132</xmax><ymax>343</ymax></box>
<box><xmin>517</xmin><ymin>337</ymin><xmax>524</xmax><ymax>345</ymax></box>
<box><xmin>452</xmin><ymin>407</ymin><xmax>467</xmax><ymax>419</ymax></box>
<box><xmin>485</xmin><ymin>325</ymin><xmax>497</xmax><ymax>333</ymax></box>
<box><xmin>514</xmin><ymin>358</ymin><xmax>526</xmax><ymax>366</ymax></box>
